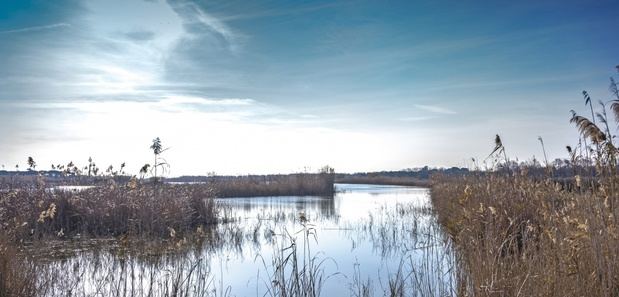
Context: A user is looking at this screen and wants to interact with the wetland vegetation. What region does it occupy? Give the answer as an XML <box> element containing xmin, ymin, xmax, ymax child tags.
<box><xmin>430</xmin><ymin>68</ymin><xmax>619</xmax><ymax>296</ymax></box>
<box><xmin>2</xmin><ymin>70</ymin><xmax>619</xmax><ymax>297</ymax></box>
<box><xmin>0</xmin><ymin>183</ymin><xmax>453</xmax><ymax>297</ymax></box>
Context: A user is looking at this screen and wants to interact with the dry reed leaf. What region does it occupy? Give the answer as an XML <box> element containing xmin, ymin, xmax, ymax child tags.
<box><xmin>168</xmin><ymin>227</ymin><xmax>176</xmax><ymax>238</ymax></box>
<box><xmin>545</xmin><ymin>229</ymin><xmax>557</xmax><ymax>244</ymax></box>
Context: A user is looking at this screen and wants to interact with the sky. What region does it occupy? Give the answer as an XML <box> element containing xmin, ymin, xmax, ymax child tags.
<box><xmin>0</xmin><ymin>0</ymin><xmax>618</xmax><ymax>176</ymax></box>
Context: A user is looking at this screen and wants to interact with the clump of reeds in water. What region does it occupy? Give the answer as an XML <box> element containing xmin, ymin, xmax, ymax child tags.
<box><xmin>206</xmin><ymin>168</ymin><xmax>335</xmax><ymax>198</ymax></box>
<box><xmin>0</xmin><ymin>235</ymin><xmax>40</xmax><ymax>297</ymax></box>
<box><xmin>431</xmin><ymin>68</ymin><xmax>619</xmax><ymax>297</ymax></box>
<box><xmin>347</xmin><ymin>202</ymin><xmax>457</xmax><ymax>297</ymax></box>
<box><xmin>1</xmin><ymin>242</ymin><xmax>224</xmax><ymax>297</ymax></box>
<box><xmin>257</xmin><ymin>217</ymin><xmax>338</xmax><ymax>297</ymax></box>
<box><xmin>0</xmin><ymin>177</ymin><xmax>219</xmax><ymax>242</ymax></box>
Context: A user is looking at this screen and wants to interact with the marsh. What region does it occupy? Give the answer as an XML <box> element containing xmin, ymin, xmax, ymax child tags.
<box><xmin>17</xmin><ymin>184</ymin><xmax>455</xmax><ymax>297</ymax></box>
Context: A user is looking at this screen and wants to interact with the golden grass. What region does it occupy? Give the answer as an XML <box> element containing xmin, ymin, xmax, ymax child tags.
<box><xmin>432</xmin><ymin>171</ymin><xmax>619</xmax><ymax>296</ymax></box>
<box><xmin>208</xmin><ymin>172</ymin><xmax>335</xmax><ymax>198</ymax></box>
<box><xmin>0</xmin><ymin>179</ymin><xmax>218</xmax><ymax>242</ymax></box>
<box><xmin>430</xmin><ymin>68</ymin><xmax>619</xmax><ymax>296</ymax></box>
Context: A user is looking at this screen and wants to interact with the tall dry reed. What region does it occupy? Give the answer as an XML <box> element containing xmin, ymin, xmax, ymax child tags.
<box><xmin>431</xmin><ymin>67</ymin><xmax>619</xmax><ymax>296</ymax></box>
<box><xmin>0</xmin><ymin>178</ymin><xmax>218</xmax><ymax>242</ymax></box>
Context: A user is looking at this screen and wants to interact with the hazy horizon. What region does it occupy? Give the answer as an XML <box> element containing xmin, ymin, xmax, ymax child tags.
<box><xmin>1</xmin><ymin>0</ymin><xmax>618</xmax><ymax>176</ymax></box>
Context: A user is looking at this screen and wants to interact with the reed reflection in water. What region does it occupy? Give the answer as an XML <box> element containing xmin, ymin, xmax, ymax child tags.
<box><xmin>26</xmin><ymin>184</ymin><xmax>457</xmax><ymax>297</ymax></box>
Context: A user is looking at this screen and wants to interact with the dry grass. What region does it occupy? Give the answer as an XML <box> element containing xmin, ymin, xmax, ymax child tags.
<box><xmin>256</xmin><ymin>219</ymin><xmax>339</xmax><ymax>297</ymax></box>
<box><xmin>209</xmin><ymin>172</ymin><xmax>335</xmax><ymax>198</ymax></box>
<box><xmin>432</xmin><ymin>170</ymin><xmax>619</xmax><ymax>296</ymax></box>
<box><xmin>430</xmin><ymin>67</ymin><xmax>619</xmax><ymax>296</ymax></box>
<box><xmin>0</xmin><ymin>171</ymin><xmax>334</xmax><ymax>296</ymax></box>
<box><xmin>0</xmin><ymin>178</ymin><xmax>221</xmax><ymax>296</ymax></box>
<box><xmin>0</xmin><ymin>235</ymin><xmax>39</xmax><ymax>297</ymax></box>
<box><xmin>0</xmin><ymin>178</ymin><xmax>218</xmax><ymax>242</ymax></box>
<box><xmin>0</xmin><ymin>237</ymin><xmax>223</xmax><ymax>297</ymax></box>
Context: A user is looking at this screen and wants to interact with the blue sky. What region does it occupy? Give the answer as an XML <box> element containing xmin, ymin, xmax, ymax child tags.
<box><xmin>0</xmin><ymin>0</ymin><xmax>618</xmax><ymax>175</ymax></box>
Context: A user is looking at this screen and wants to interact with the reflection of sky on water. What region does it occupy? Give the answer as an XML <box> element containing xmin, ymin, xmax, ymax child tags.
<box><xmin>33</xmin><ymin>184</ymin><xmax>455</xmax><ymax>296</ymax></box>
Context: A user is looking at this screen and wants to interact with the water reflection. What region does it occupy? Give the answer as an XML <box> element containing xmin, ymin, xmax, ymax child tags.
<box><xmin>26</xmin><ymin>184</ymin><xmax>456</xmax><ymax>296</ymax></box>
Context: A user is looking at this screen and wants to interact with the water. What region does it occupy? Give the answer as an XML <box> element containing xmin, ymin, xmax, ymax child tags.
<box><xmin>28</xmin><ymin>184</ymin><xmax>456</xmax><ymax>296</ymax></box>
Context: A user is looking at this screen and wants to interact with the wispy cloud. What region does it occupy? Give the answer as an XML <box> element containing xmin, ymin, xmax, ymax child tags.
<box><xmin>123</xmin><ymin>30</ymin><xmax>156</xmax><ymax>42</ymax></box>
<box><xmin>192</xmin><ymin>4</ymin><xmax>235</xmax><ymax>41</ymax></box>
<box><xmin>170</xmin><ymin>2</ymin><xmax>240</xmax><ymax>51</ymax></box>
<box><xmin>414</xmin><ymin>104</ymin><xmax>457</xmax><ymax>115</ymax></box>
<box><xmin>399</xmin><ymin>116</ymin><xmax>435</xmax><ymax>122</ymax></box>
<box><xmin>0</xmin><ymin>23</ymin><xmax>71</xmax><ymax>34</ymax></box>
<box><xmin>219</xmin><ymin>2</ymin><xmax>349</xmax><ymax>21</ymax></box>
<box><xmin>11</xmin><ymin>96</ymin><xmax>256</xmax><ymax>113</ymax></box>
<box><xmin>161</xmin><ymin>96</ymin><xmax>255</xmax><ymax>106</ymax></box>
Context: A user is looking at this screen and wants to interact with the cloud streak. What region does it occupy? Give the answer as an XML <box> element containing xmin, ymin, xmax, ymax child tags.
<box><xmin>0</xmin><ymin>23</ymin><xmax>71</xmax><ymax>34</ymax></box>
<box><xmin>414</xmin><ymin>104</ymin><xmax>457</xmax><ymax>115</ymax></box>
<box><xmin>219</xmin><ymin>2</ymin><xmax>349</xmax><ymax>21</ymax></box>
<box><xmin>191</xmin><ymin>4</ymin><xmax>236</xmax><ymax>43</ymax></box>
<box><xmin>399</xmin><ymin>116</ymin><xmax>436</xmax><ymax>122</ymax></box>
<box><xmin>168</xmin><ymin>1</ymin><xmax>241</xmax><ymax>51</ymax></box>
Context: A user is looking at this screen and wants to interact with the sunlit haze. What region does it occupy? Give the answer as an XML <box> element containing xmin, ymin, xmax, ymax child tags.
<box><xmin>1</xmin><ymin>0</ymin><xmax>618</xmax><ymax>175</ymax></box>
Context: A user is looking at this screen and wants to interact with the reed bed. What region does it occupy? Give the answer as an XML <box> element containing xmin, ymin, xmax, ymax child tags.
<box><xmin>0</xmin><ymin>171</ymin><xmax>335</xmax><ymax>296</ymax></box>
<box><xmin>432</xmin><ymin>172</ymin><xmax>619</xmax><ymax>296</ymax></box>
<box><xmin>1</xmin><ymin>181</ymin><xmax>455</xmax><ymax>297</ymax></box>
<box><xmin>0</xmin><ymin>236</ymin><xmax>39</xmax><ymax>297</ymax></box>
<box><xmin>258</xmin><ymin>223</ymin><xmax>338</xmax><ymax>297</ymax></box>
<box><xmin>1</xmin><ymin>243</ymin><xmax>221</xmax><ymax>297</ymax></box>
<box><xmin>207</xmin><ymin>172</ymin><xmax>335</xmax><ymax>198</ymax></box>
<box><xmin>346</xmin><ymin>200</ymin><xmax>457</xmax><ymax>297</ymax></box>
<box><xmin>0</xmin><ymin>178</ymin><xmax>218</xmax><ymax>242</ymax></box>
<box><xmin>431</xmin><ymin>69</ymin><xmax>619</xmax><ymax>296</ymax></box>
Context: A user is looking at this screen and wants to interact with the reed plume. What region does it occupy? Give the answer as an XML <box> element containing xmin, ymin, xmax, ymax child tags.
<box><xmin>570</xmin><ymin>113</ymin><xmax>606</xmax><ymax>144</ymax></box>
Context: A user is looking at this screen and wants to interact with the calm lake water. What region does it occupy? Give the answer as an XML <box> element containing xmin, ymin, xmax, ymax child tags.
<box><xmin>28</xmin><ymin>184</ymin><xmax>456</xmax><ymax>297</ymax></box>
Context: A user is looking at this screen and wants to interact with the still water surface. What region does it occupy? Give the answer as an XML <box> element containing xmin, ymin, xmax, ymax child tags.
<box><xmin>32</xmin><ymin>184</ymin><xmax>455</xmax><ymax>296</ymax></box>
